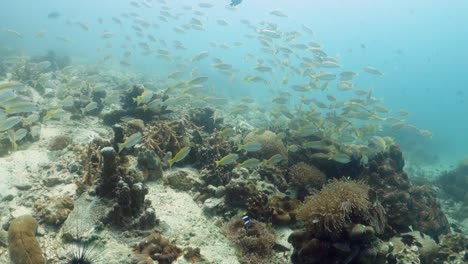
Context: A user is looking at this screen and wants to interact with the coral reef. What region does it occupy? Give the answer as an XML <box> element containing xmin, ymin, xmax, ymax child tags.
<box><xmin>188</xmin><ymin>107</ymin><xmax>221</xmax><ymax>133</ymax></box>
<box><xmin>142</xmin><ymin>120</ymin><xmax>191</xmax><ymax>158</ymax></box>
<box><xmin>296</xmin><ymin>179</ymin><xmax>384</xmax><ymax>237</ymax></box>
<box><xmin>34</xmin><ymin>196</ymin><xmax>74</xmax><ymax>226</ymax></box>
<box><xmin>247</xmin><ymin>194</ymin><xmax>300</xmax><ymax>225</ymax></box>
<box><xmin>224</xmin><ymin>217</ymin><xmax>277</xmax><ymax>264</ymax></box>
<box><xmin>137</xmin><ymin>147</ymin><xmax>163</xmax><ymax>181</ymax></box>
<box><xmin>433</xmin><ymin>233</ymin><xmax>468</xmax><ymax>263</ymax></box>
<box><xmin>360</xmin><ymin>145</ymin><xmax>450</xmax><ymax>239</ymax></box>
<box><xmin>437</xmin><ymin>157</ymin><xmax>468</xmax><ymax>204</ymax></box>
<box><xmin>290</xmin><ymin>179</ymin><xmax>387</xmax><ymax>264</ymax></box>
<box><xmin>243</xmin><ymin>130</ymin><xmax>287</xmax><ymax>160</ymax></box>
<box><xmin>388</xmin><ymin>231</ymin><xmax>439</xmax><ymax>263</ymax></box>
<box><xmin>133</xmin><ymin>232</ymin><xmax>182</xmax><ymax>264</ymax></box>
<box><xmin>8</xmin><ymin>215</ymin><xmax>45</xmax><ymax>264</ymax></box>
<box><xmin>287</xmin><ymin>162</ymin><xmax>326</xmax><ymax>199</ymax></box>
<box><xmin>95</xmin><ymin>146</ymin><xmax>157</xmax><ymax>229</ymax></box>
<box><xmin>270</xmin><ymin>196</ymin><xmax>301</xmax><ymax>225</ymax></box>
<box><xmin>224</xmin><ymin>179</ymin><xmax>258</xmax><ymax>208</ymax></box>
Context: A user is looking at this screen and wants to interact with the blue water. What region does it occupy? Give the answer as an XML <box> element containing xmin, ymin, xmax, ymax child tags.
<box><xmin>1</xmin><ymin>0</ymin><xmax>467</xmax><ymax>169</ymax></box>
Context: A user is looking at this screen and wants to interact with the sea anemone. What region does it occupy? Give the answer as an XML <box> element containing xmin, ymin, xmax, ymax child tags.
<box><xmin>296</xmin><ymin>179</ymin><xmax>371</xmax><ymax>238</ymax></box>
<box><xmin>288</xmin><ymin>162</ymin><xmax>327</xmax><ymax>198</ymax></box>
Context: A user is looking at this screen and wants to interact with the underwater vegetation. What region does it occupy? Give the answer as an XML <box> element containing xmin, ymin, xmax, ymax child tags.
<box><xmin>0</xmin><ymin>1</ymin><xmax>467</xmax><ymax>263</ymax></box>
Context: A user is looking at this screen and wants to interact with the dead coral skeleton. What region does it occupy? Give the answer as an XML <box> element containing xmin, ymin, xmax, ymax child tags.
<box><xmin>142</xmin><ymin>120</ymin><xmax>191</xmax><ymax>157</ymax></box>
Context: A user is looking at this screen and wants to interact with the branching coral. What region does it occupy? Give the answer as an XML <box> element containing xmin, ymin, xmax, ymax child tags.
<box><xmin>142</xmin><ymin>120</ymin><xmax>191</xmax><ymax>158</ymax></box>
<box><xmin>74</xmin><ymin>142</ymin><xmax>103</xmax><ymax>193</ymax></box>
<box><xmin>296</xmin><ymin>179</ymin><xmax>372</xmax><ymax>237</ymax></box>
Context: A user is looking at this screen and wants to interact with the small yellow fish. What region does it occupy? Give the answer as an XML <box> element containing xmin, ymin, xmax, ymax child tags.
<box><xmin>264</xmin><ymin>154</ymin><xmax>285</xmax><ymax>165</ymax></box>
<box><xmin>239</xmin><ymin>141</ymin><xmax>263</xmax><ymax>152</ymax></box>
<box><xmin>118</xmin><ymin>132</ymin><xmax>143</xmax><ymax>153</ymax></box>
<box><xmin>219</xmin><ymin>127</ymin><xmax>235</xmax><ymax>137</ymax></box>
<box><xmin>0</xmin><ymin>116</ymin><xmax>22</xmax><ymax>132</ymax></box>
<box><xmin>330</xmin><ymin>153</ymin><xmax>351</xmax><ymax>164</ymax></box>
<box><xmin>169</xmin><ymin>146</ymin><xmax>191</xmax><ymax>167</ymax></box>
<box><xmin>237</xmin><ymin>158</ymin><xmax>261</xmax><ymax>169</ymax></box>
<box><xmin>215</xmin><ymin>153</ymin><xmax>239</xmax><ymax>167</ymax></box>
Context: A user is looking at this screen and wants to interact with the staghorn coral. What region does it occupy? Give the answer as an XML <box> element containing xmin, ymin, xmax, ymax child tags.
<box><xmin>142</xmin><ymin>120</ymin><xmax>191</xmax><ymax>158</ymax></box>
<box><xmin>74</xmin><ymin>141</ymin><xmax>104</xmax><ymax>193</ymax></box>
<box><xmin>296</xmin><ymin>179</ymin><xmax>373</xmax><ymax>238</ymax></box>
<box><xmin>288</xmin><ymin>162</ymin><xmax>327</xmax><ymax>199</ymax></box>
<box><xmin>224</xmin><ymin>217</ymin><xmax>276</xmax><ymax>264</ymax></box>
<box><xmin>8</xmin><ymin>215</ymin><xmax>45</xmax><ymax>264</ymax></box>
<box><xmin>243</xmin><ymin>130</ymin><xmax>287</xmax><ymax>160</ymax></box>
<box><xmin>133</xmin><ymin>233</ymin><xmax>182</xmax><ymax>264</ymax></box>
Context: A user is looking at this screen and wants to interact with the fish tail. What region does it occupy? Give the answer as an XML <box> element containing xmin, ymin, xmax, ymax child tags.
<box><xmin>117</xmin><ymin>143</ymin><xmax>124</xmax><ymax>153</ymax></box>
<box><xmin>215</xmin><ymin>161</ymin><xmax>220</xmax><ymax>167</ymax></box>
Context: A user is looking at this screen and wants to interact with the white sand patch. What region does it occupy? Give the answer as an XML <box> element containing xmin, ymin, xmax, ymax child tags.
<box><xmin>147</xmin><ymin>182</ymin><xmax>240</xmax><ymax>264</ymax></box>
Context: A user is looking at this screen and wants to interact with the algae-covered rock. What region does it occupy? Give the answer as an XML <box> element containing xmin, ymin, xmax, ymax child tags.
<box><xmin>8</xmin><ymin>215</ymin><xmax>45</xmax><ymax>264</ymax></box>
<box><xmin>47</xmin><ymin>135</ymin><xmax>72</xmax><ymax>151</ymax></box>
<box><xmin>164</xmin><ymin>169</ymin><xmax>200</xmax><ymax>191</ymax></box>
<box><xmin>133</xmin><ymin>232</ymin><xmax>182</xmax><ymax>264</ymax></box>
<box><xmin>137</xmin><ymin>147</ymin><xmax>163</xmax><ymax>181</ymax></box>
<box><xmin>35</xmin><ymin>196</ymin><xmax>74</xmax><ymax>225</ymax></box>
